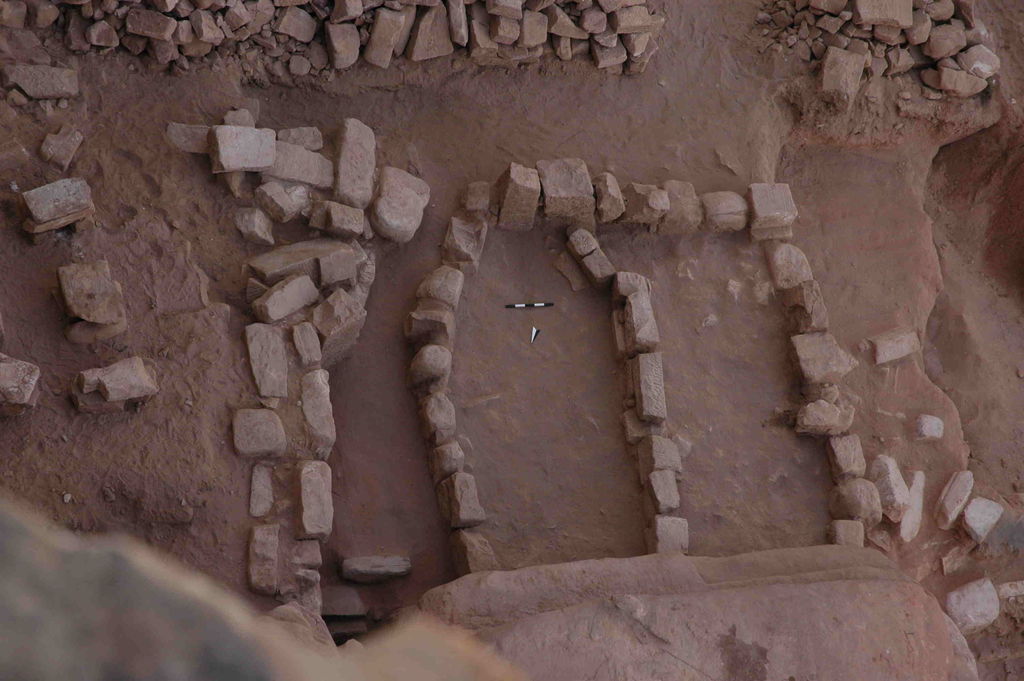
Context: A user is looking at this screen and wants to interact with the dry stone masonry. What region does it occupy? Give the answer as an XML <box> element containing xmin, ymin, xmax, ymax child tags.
<box><xmin>756</xmin><ymin>0</ymin><xmax>1000</xmax><ymax>101</ymax></box>
<box><xmin>0</xmin><ymin>0</ymin><xmax>664</xmax><ymax>77</ymax></box>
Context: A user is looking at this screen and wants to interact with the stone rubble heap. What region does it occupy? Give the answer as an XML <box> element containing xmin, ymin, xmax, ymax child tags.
<box><xmin>756</xmin><ymin>0</ymin><xmax>1000</xmax><ymax>101</ymax></box>
<box><xmin>0</xmin><ymin>0</ymin><xmax>664</xmax><ymax>75</ymax></box>
<box><xmin>169</xmin><ymin>108</ymin><xmax>429</xmax><ymax>619</ymax></box>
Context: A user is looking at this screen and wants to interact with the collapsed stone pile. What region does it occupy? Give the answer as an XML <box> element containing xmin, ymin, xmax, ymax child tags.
<box><xmin>168</xmin><ymin>107</ymin><xmax>430</xmax><ymax>616</ymax></box>
<box><xmin>757</xmin><ymin>0</ymin><xmax>1000</xmax><ymax>101</ymax></box>
<box><xmin>0</xmin><ymin>0</ymin><xmax>664</xmax><ymax>75</ymax></box>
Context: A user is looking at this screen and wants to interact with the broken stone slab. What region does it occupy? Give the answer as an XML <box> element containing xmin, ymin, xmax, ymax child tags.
<box><xmin>899</xmin><ymin>470</ymin><xmax>925</xmax><ymax>543</ymax></box>
<box><xmin>536</xmin><ymin>158</ymin><xmax>595</xmax><ymax>231</ymax></box>
<box><xmin>301</xmin><ymin>369</ymin><xmax>335</xmax><ymax>460</ymax></box>
<box><xmin>274</xmin><ymin>6</ymin><xmax>316</xmax><ymax>41</ymax></box>
<box><xmin>248</xmin><ymin>523</ymin><xmax>279</xmax><ymax>595</ymax></box>
<box><xmin>594</xmin><ymin>172</ymin><xmax>625</xmax><ymax>223</ymax></box>
<box><xmin>701</xmin><ymin>191</ymin><xmax>748</xmax><ymax>232</ymax></box>
<box><xmin>437</xmin><ymin>471</ymin><xmax>486</xmax><ymax>529</ymax></box>
<box><xmin>0</xmin><ymin>353</ymin><xmax>41</xmax><ymax>416</ymax></box>
<box><xmin>363</xmin><ymin>7</ymin><xmax>406</xmax><ymax>68</ymax></box>
<box><xmin>963</xmin><ymin>497</ymin><xmax>1003</xmax><ymax>543</ymax></box>
<box><xmin>869</xmin><ymin>454</ymin><xmax>911</xmax><ymax>523</ymax></box>
<box><xmin>748</xmin><ymin>183</ymin><xmax>797</xmax><ymax>241</ymax></box>
<box><xmin>624</xmin><ymin>290</ymin><xmax>660</xmax><ymax>356</ymax></box>
<box><xmin>428</xmin><ymin>441</ymin><xmax>464</xmax><ymax>484</ymax></box>
<box><xmin>40</xmin><ymin>125</ymin><xmax>83</xmax><ymax>172</ymax></box>
<box><xmin>3</xmin><ymin>64</ymin><xmax>78</xmax><ymax>99</ymax></box>
<box><xmin>796</xmin><ymin>399</ymin><xmax>855</xmax><ymax>436</ymax></box>
<box><xmin>451</xmin><ymin>530</ymin><xmax>500</xmax><ymax>575</ymax></box>
<box><xmin>233</xmin><ymin>408</ymin><xmax>287</xmax><ymax>458</ymax></box>
<box><xmin>341</xmin><ymin>556</ymin><xmax>412</xmax><ymax>584</ymax></box>
<box><xmin>408</xmin><ymin>4</ymin><xmax>454</xmax><ymax>61</ymax></box>
<box><xmin>830</xmin><ymin>477</ymin><xmax>882</xmax><ymax>528</ymax></box>
<box><xmin>255</xmin><ymin>181</ymin><xmax>311</xmax><ymax>223</ymax></box>
<box><xmin>496</xmin><ymin>162</ymin><xmax>541</xmax><ymax>231</ymax></box>
<box><xmin>765</xmin><ymin>241</ymin><xmax>813</xmax><ymax>290</ymax></box>
<box><xmin>420</xmin><ymin>392</ymin><xmax>457</xmax><ymax>445</ymax></box>
<box><xmin>311</xmin><ymin>288</ymin><xmax>367</xmax><ymax>368</ymax></box>
<box><xmin>334</xmin><ymin>118</ymin><xmax>376</xmax><ymax>210</ymax></box>
<box><xmin>58</xmin><ymin>260</ymin><xmax>126</xmax><ymax>325</ymax></box>
<box><xmin>645</xmin><ymin>515</ymin><xmax>688</xmax><ymax>554</ymax></box>
<box><xmin>309</xmin><ymin>201</ymin><xmax>365</xmax><ymax>240</ymax></box>
<box><xmin>307</xmin><ymin>241</ymin><xmax>365</xmax><ymax>289</ymax></box>
<box><xmin>234</xmin><ymin>207</ymin><xmax>275</xmax><ymax>246</ymax></box>
<box><xmin>245</xmin><ymin>323</ymin><xmax>288</xmax><ymax>398</ymax></box>
<box><xmin>252</xmin><ymin>275</ymin><xmax>319</xmax><ymax>323</ymax></box>
<box><xmin>370</xmin><ymin>167</ymin><xmax>430</xmax><ymax>243</ymax></box>
<box><xmin>621</xmin><ymin>183</ymin><xmax>670</xmax><ymax>225</ymax></box>
<box><xmin>936</xmin><ymin>470</ymin><xmax>974</xmax><ymax>530</ymax></box>
<box><xmin>297</xmin><ymin>460</ymin><xmax>333</xmax><ymax>540</ymax></box>
<box><xmin>208</xmin><ymin>126</ymin><xmax>276</xmax><ymax>173</ymax></box>
<box><xmin>277</xmin><ymin>127</ymin><xmax>323</xmax><ymax>152</ymax></box>
<box><xmin>22</xmin><ymin>178</ymin><xmax>95</xmax><ymax>233</ymax></box>
<box><xmin>827</xmin><ymin>434</ymin><xmax>866</xmax><ymax>482</ymax></box>
<box><xmin>417</xmin><ymin>266</ymin><xmax>464</xmax><ymax>309</ymax></box>
<box><xmin>262</xmin><ymin>142</ymin><xmax>333</xmax><ymax>190</ymax></box>
<box><xmin>405</xmin><ymin>299</ymin><xmax>456</xmax><ymax>349</ymax></box>
<box><xmin>792</xmin><ymin>332</ymin><xmax>858</xmax><ymax>385</ymax></box>
<box><xmin>868</xmin><ymin>327</ymin><xmax>921</xmax><ymax>364</ymax></box>
<box><xmin>409</xmin><ymin>344</ymin><xmax>452</xmax><ymax>395</ymax></box>
<box><xmin>633</xmin><ymin>352</ymin><xmax>667</xmax><ymax>424</ymax></box>
<box><xmin>581</xmin><ymin>247</ymin><xmax>616</xmax><ymax>287</ymax></box>
<box><xmin>781</xmin><ymin>280</ymin><xmax>829</xmax><ymax>333</ymax></box>
<box><xmin>78</xmin><ymin>356</ymin><xmax>158</xmax><ymax>403</ymax></box>
<box><xmin>443</xmin><ymin>213</ymin><xmax>489</xmax><ymax>273</ymax></box>
<box><xmin>829</xmin><ymin>519</ymin><xmax>865</xmax><ymax>547</ymax></box>
<box><xmin>821</xmin><ymin>46</ymin><xmax>865</xmax><ymax>105</ymax></box>
<box><xmin>660</xmin><ymin>180</ymin><xmax>703</xmax><ymax>234</ymax></box>
<box><xmin>916</xmin><ymin>414</ymin><xmax>944</xmax><ymax>441</ymax></box>
<box><xmin>249</xmin><ymin>239</ymin><xmax>355</xmax><ymax>286</ymax></box>
<box><xmin>648</xmin><ymin>469</ymin><xmax>679</xmax><ymax>514</ymax></box>
<box><xmin>946</xmin><ymin>578</ymin><xmax>999</xmax><ymax>636</ymax></box>
<box><xmin>292</xmin><ymin>322</ymin><xmax>321</xmax><ymax>368</ymax></box>
<box><xmin>250</xmin><ymin>463</ymin><xmax>273</xmax><ymax>517</ymax></box>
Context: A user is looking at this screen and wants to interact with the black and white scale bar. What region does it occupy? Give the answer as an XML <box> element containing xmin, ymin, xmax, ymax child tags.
<box><xmin>505</xmin><ymin>303</ymin><xmax>555</xmax><ymax>309</ymax></box>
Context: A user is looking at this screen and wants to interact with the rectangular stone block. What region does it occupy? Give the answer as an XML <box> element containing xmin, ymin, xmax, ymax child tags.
<box><xmin>634</xmin><ymin>352</ymin><xmax>667</xmax><ymax>424</ymax></box>
<box><xmin>624</xmin><ymin>290</ymin><xmax>660</xmax><ymax>356</ymax></box>
<box><xmin>264</xmin><ymin>141</ymin><xmax>333</xmax><ymax>189</ymax></box>
<box><xmin>297</xmin><ymin>460</ymin><xmax>333</xmax><ymax>540</ymax></box>
<box><xmin>3</xmin><ymin>64</ymin><xmax>79</xmax><ymax>99</ymax></box>
<box><xmin>645</xmin><ymin>515</ymin><xmax>688</xmax><ymax>554</ymax></box>
<box><xmin>22</xmin><ymin>178</ymin><xmax>94</xmax><ymax>233</ymax></box>
<box><xmin>209</xmin><ymin>125</ymin><xmax>276</xmax><ymax>173</ymax></box>
<box><xmin>536</xmin><ymin>158</ymin><xmax>595</xmax><ymax>230</ymax></box>
<box><xmin>248</xmin><ymin>523</ymin><xmax>279</xmax><ymax>595</ymax></box>
<box><xmin>869</xmin><ymin>327</ymin><xmax>921</xmax><ymax>364</ymax></box>
<box><xmin>437</xmin><ymin>471</ymin><xmax>486</xmax><ymax>529</ymax></box>
<box><xmin>249</xmin><ymin>239</ymin><xmax>353</xmax><ymax>285</ymax></box>
<box><xmin>496</xmin><ymin>162</ymin><xmax>541</xmax><ymax>231</ymax></box>
<box><xmin>245</xmin><ymin>323</ymin><xmax>288</xmax><ymax>398</ymax></box>
<box><xmin>748</xmin><ymin>183</ymin><xmax>797</xmax><ymax>240</ymax></box>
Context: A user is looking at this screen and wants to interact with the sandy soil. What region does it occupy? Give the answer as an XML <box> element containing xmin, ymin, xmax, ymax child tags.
<box><xmin>4</xmin><ymin>1</ymin><xmax>1024</xmax><ymax>674</ymax></box>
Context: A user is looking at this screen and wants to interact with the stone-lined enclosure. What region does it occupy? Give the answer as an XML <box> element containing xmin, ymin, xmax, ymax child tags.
<box><xmin>0</xmin><ymin>0</ymin><xmax>664</xmax><ymax>76</ymax></box>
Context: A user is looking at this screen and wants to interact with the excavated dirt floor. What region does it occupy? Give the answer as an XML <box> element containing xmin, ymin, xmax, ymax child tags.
<box><xmin>5</xmin><ymin>0</ymin><xmax>1024</xmax><ymax>676</ymax></box>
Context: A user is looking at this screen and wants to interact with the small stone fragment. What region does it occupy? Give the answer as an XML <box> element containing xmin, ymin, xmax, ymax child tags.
<box><xmin>916</xmin><ymin>414</ymin><xmax>944</xmax><ymax>441</ymax></box>
<box><xmin>829</xmin><ymin>519</ymin><xmax>865</xmax><ymax>547</ymax></box>
<box><xmin>796</xmin><ymin>399</ymin><xmax>855</xmax><ymax>436</ymax></box>
<box><xmin>765</xmin><ymin>241</ymin><xmax>813</xmax><ymax>290</ymax></box>
<box><xmin>869</xmin><ymin>328</ymin><xmax>921</xmax><ymax>364</ymax></box>
<box><xmin>593</xmin><ymin>172</ymin><xmax>625</xmax><ymax>224</ymax></box>
<box><xmin>39</xmin><ymin>125</ymin><xmax>83</xmax><ymax>172</ymax></box>
<box><xmin>0</xmin><ymin>353</ymin><xmax>41</xmax><ymax>416</ymax></box>
<box><xmin>792</xmin><ymin>332</ymin><xmax>858</xmax><ymax>384</ymax></box>
<box><xmin>899</xmin><ymin>470</ymin><xmax>925</xmax><ymax>543</ymax></box>
<box><xmin>429</xmin><ymin>441</ymin><xmax>464</xmax><ymax>484</ymax></box>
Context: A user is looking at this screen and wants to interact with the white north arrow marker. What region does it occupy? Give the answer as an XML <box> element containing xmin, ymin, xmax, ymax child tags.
<box><xmin>531</xmin><ymin>327</ymin><xmax>540</xmax><ymax>344</ymax></box>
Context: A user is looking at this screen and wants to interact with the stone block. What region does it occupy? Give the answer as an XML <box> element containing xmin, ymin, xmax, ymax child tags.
<box><xmin>406</xmin><ymin>299</ymin><xmax>456</xmax><ymax>349</ymax></box>
<box><xmin>22</xmin><ymin>178</ymin><xmax>94</xmax><ymax>233</ymax></box>
<box><xmin>624</xmin><ymin>290</ymin><xmax>659</xmax><ymax>356</ymax></box>
<box><xmin>443</xmin><ymin>213</ymin><xmax>489</xmax><ymax>272</ymax></box>
<box><xmin>253</xmin><ymin>275</ymin><xmax>319</xmax><ymax>323</ymax></box>
<box><xmin>278</xmin><ymin>127</ymin><xmax>323</xmax><ymax>152</ymax></box>
<box><xmin>634</xmin><ymin>352</ymin><xmax>667</xmax><ymax>424</ymax></box>
<box><xmin>593</xmin><ymin>172</ymin><xmax>625</xmax><ymax>223</ymax></box>
<box><xmin>496</xmin><ymin>162</ymin><xmax>541</xmax><ymax>231</ymax></box>
<box><xmin>581</xmin><ymin>248</ymin><xmax>616</xmax><ymax>287</ymax></box>
<box><xmin>234</xmin><ymin>207</ymin><xmax>274</xmax><ymax>246</ymax></box>
<box><xmin>792</xmin><ymin>332</ymin><xmax>858</xmax><ymax>385</ymax></box>
<box><xmin>250</xmin><ymin>463</ymin><xmax>274</xmax><ymax>517</ymax></box>
<box><xmin>450</xmin><ymin>530</ymin><xmax>500</xmax><ymax>575</ymax></box>
<box><xmin>429</xmin><ymin>441</ymin><xmax>464</xmax><ymax>484</ymax></box>
<box><xmin>748</xmin><ymin>183</ymin><xmax>797</xmax><ymax>240</ymax></box>
<box><xmin>915</xmin><ymin>414</ymin><xmax>944</xmax><ymax>441</ymax></box>
<box><xmin>309</xmin><ymin>201</ymin><xmax>365</xmax><ymax>240</ymax></box>
<box><xmin>537</xmin><ymin>158</ymin><xmax>595</xmax><ymax>230</ymax></box>
<box><xmin>311</xmin><ymin>288</ymin><xmax>367</xmax><ymax>368</ymax></box>
<box><xmin>248</xmin><ymin>524</ymin><xmax>279</xmax><ymax>595</ymax></box>
<box><xmin>869</xmin><ymin>328</ymin><xmax>921</xmax><ymax>364</ymax></box>
<box><xmin>264</xmin><ymin>141</ymin><xmax>333</xmax><ymax>189</ymax></box>
<box><xmin>301</xmin><ymin>370</ymin><xmax>335</xmax><ymax>459</ymax></box>
<box><xmin>245</xmin><ymin>323</ymin><xmax>288</xmax><ymax>398</ymax></box>
<box><xmin>274</xmin><ymin>6</ymin><xmax>316</xmax><ymax>41</ymax></box>
<box><xmin>292</xmin><ymin>322</ymin><xmax>322</xmax><ymax>368</ymax></box>
<box><xmin>58</xmin><ymin>260</ymin><xmax>125</xmax><ymax>325</ymax></box>
<box><xmin>660</xmin><ymin>180</ymin><xmax>702</xmax><ymax>234</ymax></box>
<box><xmin>409</xmin><ymin>344</ymin><xmax>452</xmax><ymax>395</ymax></box>
<box><xmin>437</xmin><ymin>472</ymin><xmax>486</xmax><ymax>528</ymax></box>
<box><xmin>567</xmin><ymin>228</ymin><xmax>599</xmax><ymax>260</ymax></box>
<box><xmin>209</xmin><ymin>126</ymin><xmax>275</xmax><ymax>173</ymax></box>
<box><xmin>853</xmin><ymin>0</ymin><xmax>913</xmax><ymax>27</ymax></box>
<box><xmin>957</xmin><ymin>44</ymin><xmax>1000</xmax><ymax>79</ymax></box>
<box><xmin>364</xmin><ymin>7</ymin><xmax>405</xmax><ymax>68</ymax></box>
<box><xmin>40</xmin><ymin>124</ymin><xmax>83</xmax><ymax>172</ymax></box>
<box><xmin>830</xmin><ymin>477</ymin><xmax>882</xmax><ymax>528</ymax></box>
<box><xmin>765</xmin><ymin>241</ymin><xmax>813</xmax><ymax>290</ymax></box>
<box><xmin>249</xmin><ymin>239</ymin><xmax>352</xmax><ymax>286</ymax></box>
<box><xmin>923</xmin><ymin>22</ymin><xmax>967</xmax><ymax>59</ymax></box>
<box><xmin>637</xmin><ymin>435</ymin><xmax>682</xmax><ymax>482</ymax></box>
<box><xmin>645</xmin><ymin>515</ymin><xmax>688</xmax><ymax>554</ymax></box>
<box><xmin>869</xmin><ymin>454</ymin><xmax>911</xmax><ymax>522</ymax></box>
<box><xmin>621</xmin><ymin>183</ymin><xmax>670</xmax><ymax>224</ymax></box>
<box><xmin>0</xmin><ymin>353</ymin><xmax>41</xmax><ymax>416</ymax></box>
<box><xmin>332</xmin><ymin>118</ymin><xmax>376</xmax><ymax>209</ymax></box>
<box><xmin>78</xmin><ymin>356</ymin><xmax>158</xmax><ymax>403</ymax></box>
<box><xmin>370</xmin><ymin>167</ymin><xmax>430</xmax><ymax>243</ymax></box>
<box><xmin>826</xmin><ymin>434</ymin><xmax>866</xmax><ymax>482</ymax></box>
<box><xmin>255</xmin><ymin>181</ymin><xmax>310</xmax><ymax>223</ymax></box>
<box><xmin>610</xmin><ymin>4</ymin><xmax>660</xmax><ymax>33</ymax></box>
<box><xmin>4</xmin><ymin>64</ymin><xmax>78</xmax><ymax>99</ymax></box>
<box><xmin>408</xmin><ymin>5</ymin><xmax>454</xmax><ymax>61</ymax></box>
<box><xmin>701</xmin><ymin>191</ymin><xmax>748</xmax><ymax>232</ymax></box>
<box><xmin>829</xmin><ymin>519</ymin><xmax>865</xmax><ymax>547</ymax></box>
<box><xmin>233</xmin><ymin>408</ymin><xmax>286</xmax><ymax>457</ymax></box>
<box><xmin>963</xmin><ymin>497</ymin><xmax>1003</xmax><ymax>543</ymax></box>
<box><xmin>417</xmin><ymin>266</ymin><xmax>464</xmax><ymax>309</ymax></box>
<box><xmin>648</xmin><ymin>469</ymin><xmax>679</xmax><ymax>514</ymax></box>
<box><xmin>796</xmin><ymin>399</ymin><xmax>855</xmax><ymax>436</ymax></box>
<box><xmin>937</xmin><ymin>67</ymin><xmax>988</xmax><ymax>98</ymax></box>
<box><xmin>781</xmin><ymin>280</ymin><xmax>829</xmax><ymax>333</ymax></box>
<box><xmin>341</xmin><ymin>556</ymin><xmax>412</xmax><ymax>584</ymax></box>
<box><xmin>297</xmin><ymin>461</ymin><xmax>333</xmax><ymax>540</ymax></box>
<box><xmin>898</xmin><ymin>470</ymin><xmax>925</xmax><ymax>543</ymax></box>
<box><xmin>420</xmin><ymin>392</ymin><xmax>457</xmax><ymax>445</ymax></box>
<box><xmin>936</xmin><ymin>470</ymin><xmax>974</xmax><ymax>530</ymax></box>
<box><xmin>821</xmin><ymin>46</ymin><xmax>865</xmax><ymax>104</ymax></box>
<box><xmin>326</xmin><ymin>22</ymin><xmax>361</xmax><ymax>69</ymax></box>
<box><xmin>946</xmin><ymin>578</ymin><xmax>999</xmax><ymax>635</ymax></box>
<box><xmin>622</xmin><ymin>408</ymin><xmax>664</xmax><ymax>444</ymax></box>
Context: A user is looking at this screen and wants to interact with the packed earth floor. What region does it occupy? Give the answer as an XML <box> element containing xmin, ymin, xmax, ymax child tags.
<box><xmin>5</xmin><ymin>0</ymin><xmax>1024</xmax><ymax>678</ymax></box>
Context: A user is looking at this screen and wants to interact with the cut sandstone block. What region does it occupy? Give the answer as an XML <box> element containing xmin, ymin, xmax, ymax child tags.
<box><xmin>792</xmin><ymin>332</ymin><xmax>858</xmax><ymax>384</ymax></box>
<box><xmin>869</xmin><ymin>454</ymin><xmax>911</xmax><ymax>522</ymax></box>
<box><xmin>255</xmin><ymin>181</ymin><xmax>310</xmax><ymax>223</ymax></box>
<box><xmin>701</xmin><ymin>191</ymin><xmax>748</xmax><ymax>232</ymax></box>
<box><xmin>40</xmin><ymin>124</ymin><xmax>83</xmax><ymax>172</ymax></box>
<box><xmin>334</xmin><ymin>118</ymin><xmax>376</xmax><ymax>209</ymax></box>
<box><xmin>22</xmin><ymin>178</ymin><xmax>94</xmax><ymax>233</ymax></box>
<box><xmin>854</xmin><ymin>0</ymin><xmax>913</xmax><ymax>27</ymax></box>
<box><xmin>634</xmin><ymin>352</ymin><xmax>667</xmax><ymax>424</ymax></box>
<box><xmin>443</xmin><ymin>213</ymin><xmax>489</xmax><ymax>272</ymax></box>
<box><xmin>364</xmin><ymin>8</ymin><xmax>405</xmax><ymax>68</ymax></box>
<box><xmin>417</xmin><ymin>266</ymin><xmax>464</xmax><ymax>309</ymax></box>
<box><xmin>297</xmin><ymin>460</ymin><xmax>333</xmax><ymax>540</ymax></box>
<box><xmin>829</xmin><ymin>519</ymin><xmax>865</xmax><ymax>547</ymax></box>
<box><xmin>963</xmin><ymin>497</ymin><xmax>1003</xmax><ymax>543</ymax></box>
<box><xmin>248</xmin><ymin>524</ymin><xmax>279</xmax><ymax>595</ymax></box>
<box><xmin>429</xmin><ymin>441</ymin><xmax>464</xmax><ymax>484</ymax></box>
<box><xmin>234</xmin><ymin>207</ymin><xmax>275</xmax><ymax>246</ymax></box>
<box><xmin>420</xmin><ymin>392</ymin><xmax>456</xmax><ymax>445</ymax></box>
<box><xmin>646</xmin><ymin>515</ymin><xmax>688</xmax><ymax>554</ymax></box>
<box><xmin>827</xmin><ymin>434</ymin><xmax>866</xmax><ymax>481</ymax></box>
<box><xmin>830</xmin><ymin>478</ymin><xmax>882</xmax><ymax>528</ymax></box>
<box><xmin>594</xmin><ymin>172</ymin><xmax>625</xmax><ymax>223</ymax></box>
<box><xmin>624</xmin><ymin>290</ymin><xmax>660</xmax><ymax>356</ymax></box>
<box><xmin>946</xmin><ymin>578</ymin><xmax>999</xmax><ymax>635</ymax></box>
<box><xmin>869</xmin><ymin>328</ymin><xmax>921</xmax><ymax>364</ymax></box>
<box><xmin>301</xmin><ymin>370</ymin><xmax>336</xmax><ymax>459</ymax></box>
<box><xmin>916</xmin><ymin>414</ymin><xmax>944</xmax><ymax>441</ymax></box>
<box><xmin>613</xmin><ymin>271</ymin><xmax>652</xmax><ymax>301</ymax></box>
<box><xmin>293</xmin><ymin>322</ymin><xmax>322</xmax><ymax>368</ymax></box>
<box><xmin>326</xmin><ymin>22</ymin><xmax>360</xmax><ymax>69</ymax></box>
<box><xmin>936</xmin><ymin>470</ymin><xmax>974</xmax><ymax>530</ymax></box>
<box><xmin>437</xmin><ymin>471</ymin><xmax>486</xmax><ymax>528</ymax></box>
<box><xmin>253</xmin><ymin>275</ymin><xmax>319</xmax><ymax>323</ymax></box>
<box><xmin>250</xmin><ymin>463</ymin><xmax>273</xmax><ymax>517</ymax></box>
<box><xmin>249</xmin><ymin>239</ymin><xmax>353</xmax><ymax>286</ymax></box>
<box><xmin>309</xmin><ymin>201</ymin><xmax>365</xmax><ymax>240</ymax></box>
<box><xmin>748</xmin><ymin>183</ymin><xmax>797</xmax><ymax>240</ymax></box>
<box><xmin>245</xmin><ymin>323</ymin><xmax>288</xmax><ymax>398</ymax></box>
<box><xmin>536</xmin><ymin>158</ymin><xmax>595</xmax><ymax>230</ymax></box>
<box><xmin>567</xmin><ymin>228</ymin><xmax>599</xmax><ymax>260</ymax></box>
<box><xmin>409</xmin><ymin>344</ymin><xmax>452</xmax><ymax>395</ymax></box>
<box><xmin>648</xmin><ymin>469</ymin><xmax>679</xmax><ymax>514</ymax></box>
<box><xmin>233</xmin><ymin>408</ymin><xmax>287</xmax><ymax>457</ymax></box>
<box><xmin>209</xmin><ymin>125</ymin><xmax>276</xmax><ymax>173</ymax></box>
<box><xmin>406</xmin><ymin>299</ymin><xmax>456</xmax><ymax>349</ymax></box>
<box><xmin>370</xmin><ymin>167</ymin><xmax>430</xmax><ymax>243</ymax></box>
<box><xmin>496</xmin><ymin>162</ymin><xmax>541</xmax><ymax>231</ymax></box>
<box><xmin>450</xmin><ymin>530</ymin><xmax>500</xmax><ymax>575</ymax></box>
<box><xmin>408</xmin><ymin>4</ymin><xmax>454</xmax><ymax>61</ymax></box>
<box><xmin>78</xmin><ymin>356</ymin><xmax>158</xmax><ymax>402</ymax></box>
<box><xmin>581</xmin><ymin>248</ymin><xmax>616</xmax><ymax>287</ymax></box>
<box><xmin>796</xmin><ymin>399</ymin><xmax>855</xmax><ymax>436</ymax></box>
